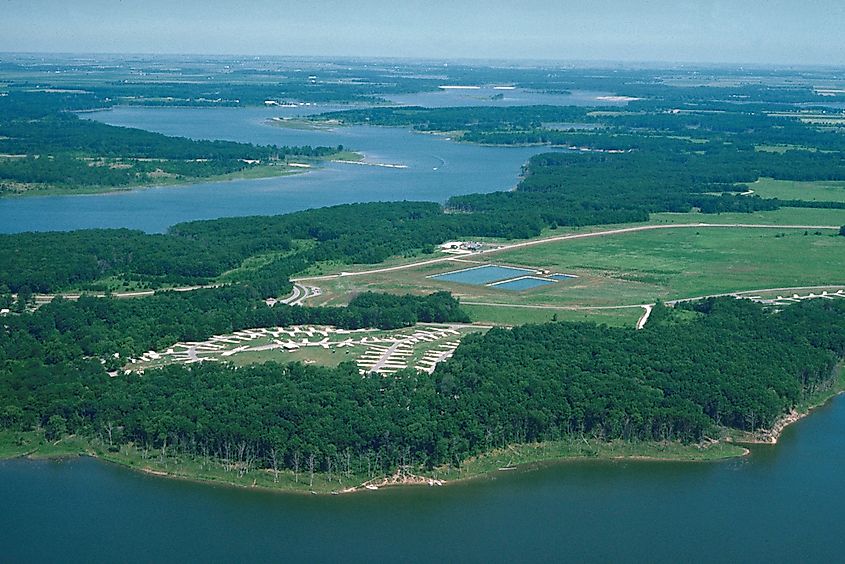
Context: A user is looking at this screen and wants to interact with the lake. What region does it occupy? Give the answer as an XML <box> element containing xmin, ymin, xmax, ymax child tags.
<box><xmin>0</xmin><ymin>105</ymin><xmax>551</xmax><ymax>233</ymax></box>
<box><xmin>0</xmin><ymin>90</ymin><xmax>610</xmax><ymax>234</ymax></box>
<box><xmin>3</xmin><ymin>395</ymin><xmax>845</xmax><ymax>563</ymax></box>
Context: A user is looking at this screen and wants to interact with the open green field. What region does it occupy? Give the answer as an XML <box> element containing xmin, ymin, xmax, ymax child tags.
<box><xmin>462</xmin><ymin>303</ymin><xmax>642</xmax><ymax>327</ymax></box>
<box><xmin>490</xmin><ymin>227</ymin><xmax>845</xmax><ymax>302</ymax></box>
<box><xmin>304</xmin><ymin>206</ymin><xmax>845</xmax><ymax>284</ymax></box>
<box><xmin>313</xmin><ymin>226</ymin><xmax>845</xmax><ymax>315</ymax></box>
<box><xmin>746</xmin><ymin>178</ymin><xmax>845</xmax><ymax>203</ymax></box>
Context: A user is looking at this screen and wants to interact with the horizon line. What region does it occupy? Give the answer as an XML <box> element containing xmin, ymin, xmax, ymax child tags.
<box><xmin>2</xmin><ymin>50</ymin><xmax>843</xmax><ymax>71</ymax></box>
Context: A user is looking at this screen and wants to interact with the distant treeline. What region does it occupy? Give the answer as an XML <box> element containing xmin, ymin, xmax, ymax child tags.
<box><xmin>317</xmin><ymin>105</ymin><xmax>597</xmax><ymax>132</ymax></box>
<box><xmin>320</xmin><ymin>104</ymin><xmax>845</xmax><ymax>226</ymax></box>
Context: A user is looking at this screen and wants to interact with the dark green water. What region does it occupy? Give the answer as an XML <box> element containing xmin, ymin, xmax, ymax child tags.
<box><xmin>3</xmin><ymin>396</ymin><xmax>844</xmax><ymax>563</ymax></box>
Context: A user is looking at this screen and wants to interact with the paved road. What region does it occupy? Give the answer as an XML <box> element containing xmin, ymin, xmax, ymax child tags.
<box><xmin>463</xmin><ymin>285</ymin><xmax>845</xmax><ymax>312</ymax></box>
<box><xmin>31</xmin><ymin>283</ymin><xmax>221</xmax><ymax>304</ymax></box>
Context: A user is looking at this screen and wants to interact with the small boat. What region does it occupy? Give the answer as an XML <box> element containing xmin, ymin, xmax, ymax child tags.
<box><xmin>365</xmin><ymin>484</ymin><xmax>379</xmax><ymax>490</ymax></box>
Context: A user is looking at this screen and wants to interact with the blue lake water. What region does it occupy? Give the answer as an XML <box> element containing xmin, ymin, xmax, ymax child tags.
<box><xmin>0</xmin><ymin>106</ymin><xmax>549</xmax><ymax>233</ymax></box>
<box><xmin>430</xmin><ymin>264</ymin><xmax>536</xmax><ymax>285</ymax></box>
<box><xmin>4</xmin><ymin>395</ymin><xmax>845</xmax><ymax>563</ymax></box>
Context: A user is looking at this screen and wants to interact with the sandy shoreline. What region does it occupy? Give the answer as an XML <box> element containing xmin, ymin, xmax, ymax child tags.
<box><xmin>741</xmin><ymin>389</ymin><xmax>845</xmax><ymax>445</ymax></box>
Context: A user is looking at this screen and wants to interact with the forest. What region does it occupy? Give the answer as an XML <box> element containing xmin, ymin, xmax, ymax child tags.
<box><xmin>2</xmin><ymin>298</ymin><xmax>843</xmax><ymax>477</ymax></box>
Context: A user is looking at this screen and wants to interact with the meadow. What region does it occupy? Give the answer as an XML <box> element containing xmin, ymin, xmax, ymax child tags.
<box><xmin>312</xmin><ymin>222</ymin><xmax>845</xmax><ymax>325</ymax></box>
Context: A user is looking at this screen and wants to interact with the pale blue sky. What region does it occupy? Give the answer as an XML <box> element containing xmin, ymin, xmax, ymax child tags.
<box><xmin>2</xmin><ymin>0</ymin><xmax>844</xmax><ymax>65</ymax></box>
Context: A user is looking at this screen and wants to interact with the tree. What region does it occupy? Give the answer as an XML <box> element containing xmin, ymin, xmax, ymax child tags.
<box><xmin>13</xmin><ymin>286</ymin><xmax>32</xmax><ymax>313</ymax></box>
<box><xmin>1</xmin><ymin>406</ymin><xmax>24</xmax><ymax>430</ymax></box>
<box><xmin>45</xmin><ymin>415</ymin><xmax>67</xmax><ymax>441</ymax></box>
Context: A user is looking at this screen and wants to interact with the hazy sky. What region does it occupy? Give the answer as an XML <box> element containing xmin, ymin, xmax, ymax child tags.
<box><xmin>3</xmin><ymin>0</ymin><xmax>844</xmax><ymax>65</ymax></box>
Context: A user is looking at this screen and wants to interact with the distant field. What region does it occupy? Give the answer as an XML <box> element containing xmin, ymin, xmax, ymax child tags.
<box><xmin>746</xmin><ymin>178</ymin><xmax>845</xmax><ymax>203</ymax></box>
<box><xmin>490</xmin><ymin>227</ymin><xmax>845</xmax><ymax>304</ymax></box>
<box><xmin>649</xmin><ymin>207</ymin><xmax>845</xmax><ymax>226</ymax></box>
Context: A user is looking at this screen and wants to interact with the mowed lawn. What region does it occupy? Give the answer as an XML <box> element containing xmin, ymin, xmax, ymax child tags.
<box><xmin>490</xmin><ymin>227</ymin><xmax>845</xmax><ymax>304</ymax></box>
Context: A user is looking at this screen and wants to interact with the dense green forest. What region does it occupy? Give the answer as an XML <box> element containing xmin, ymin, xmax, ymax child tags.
<box><xmin>0</xmin><ymin>201</ymin><xmax>536</xmax><ymax>293</ymax></box>
<box><xmin>2</xmin><ymin>299</ymin><xmax>843</xmax><ymax>476</ymax></box>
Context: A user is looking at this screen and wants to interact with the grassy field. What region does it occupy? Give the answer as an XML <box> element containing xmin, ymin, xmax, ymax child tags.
<box><xmin>462</xmin><ymin>303</ymin><xmax>642</xmax><ymax>327</ymax></box>
<box><xmin>649</xmin><ymin>207</ymin><xmax>845</xmax><ymax>226</ymax></box>
<box><xmin>746</xmin><ymin>178</ymin><xmax>845</xmax><ymax>203</ymax></box>
<box><xmin>491</xmin><ymin>227</ymin><xmax>845</xmax><ymax>303</ymax></box>
<box><xmin>312</xmin><ymin>225</ymin><xmax>845</xmax><ymax>316</ymax></box>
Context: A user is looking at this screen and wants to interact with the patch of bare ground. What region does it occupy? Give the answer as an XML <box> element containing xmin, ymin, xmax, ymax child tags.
<box><xmin>351</xmin><ymin>469</ymin><xmax>445</xmax><ymax>493</ymax></box>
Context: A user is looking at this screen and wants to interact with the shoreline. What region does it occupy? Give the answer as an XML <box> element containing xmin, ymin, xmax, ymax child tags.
<box><xmin>3</xmin><ymin>369</ymin><xmax>842</xmax><ymax>496</ymax></box>
<box><xmin>0</xmin><ymin>166</ymin><xmax>305</xmax><ymax>199</ymax></box>
<box><xmin>0</xmin><ymin>436</ymin><xmax>750</xmax><ymax>497</ymax></box>
<box><xmin>0</xmin><ymin>150</ymin><xmax>362</xmax><ymax>199</ymax></box>
<box><xmin>729</xmin><ymin>369</ymin><xmax>845</xmax><ymax>445</ymax></box>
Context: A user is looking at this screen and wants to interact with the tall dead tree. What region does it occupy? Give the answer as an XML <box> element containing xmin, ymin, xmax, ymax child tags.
<box><xmin>308</xmin><ymin>453</ymin><xmax>316</xmax><ymax>488</ymax></box>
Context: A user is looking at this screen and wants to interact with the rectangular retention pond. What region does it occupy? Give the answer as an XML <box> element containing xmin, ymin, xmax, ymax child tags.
<box><xmin>429</xmin><ymin>264</ymin><xmax>536</xmax><ymax>285</ymax></box>
<box><xmin>488</xmin><ymin>276</ymin><xmax>556</xmax><ymax>291</ymax></box>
